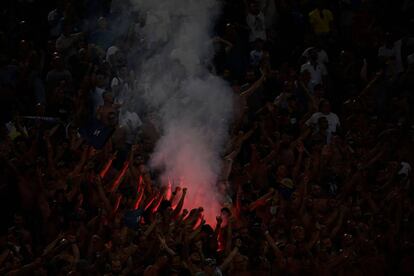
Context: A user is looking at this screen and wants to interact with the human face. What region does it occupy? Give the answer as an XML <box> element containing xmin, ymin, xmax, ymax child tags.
<box><xmin>320</xmin><ymin>102</ymin><xmax>331</xmax><ymax>114</ymax></box>
<box><xmin>249</xmin><ymin>2</ymin><xmax>260</xmax><ymax>15</ymax></box>
<box><xmin>292</xmin><ymin>225</ymin><xmax>305</xmax><ymax>241</ymax></box>
<box><xmin>190</xmin><ymin>252</ymin><xmax>201</xmax><ymax>264</ymax></box>
<box><xmin>96</xmin><ymin>74</ymin><xmax>108</xmax><ymax>88</ymax></box>
<box><xmin>103</xmin><ymin>93</ymin><xmax>114</xmax><ymax>104</ymax></box>
<box><xmin>321</xmin><ymin>238</ymin><xmax>332</xmax><ymax>251</ymax></box>
<box><xmin>276</xmin><ymin>165</ymin><xmax>288</xmax><ymax>179</ymax></box>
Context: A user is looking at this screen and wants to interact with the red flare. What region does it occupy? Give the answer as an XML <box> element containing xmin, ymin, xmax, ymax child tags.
<box><xmin>134</xmin><ymin>186</ymin><xmax>145</xmax><ymax>210</ymax></box>
<box><xmin>99</xmin><ymin>158</ymin><xmax>113</xmax><ymax>179</ymax></box>
<box><xmin>109</xmin><ymin>162</ymin><xmax>129</xmax><ymax>192</ymax></box>
<box><xmin>217</xmin><ymin>231</ymin><xmax>224</xmax><ymax>252</ymax></box>
<box><xmin>137</xmin><ymin>175</ymin><xmax>143</xmax><ymax>190</ymax></box>
<box><xmin>165</xmin><ymin>179</ymin><xmax>172</xmax><ymax>200</ymax></box>
<box><xmin>144</xmin><ymin>195</ymin><xmax>157</xmax><ymax>211</ymax></box>
<box><xmin>168</xmin><ymin>176</ymin><xmax>220</xmax><ymax>226</ymax></box>
<box><xmin>152</xmin><ymin>194</ymin><xmax>164</xmax><ymax>213</ymax></box>
<box><xmin>113</xmin><ymin>195</ymin><xmax>122</xmax><ymax>213</ymax></box>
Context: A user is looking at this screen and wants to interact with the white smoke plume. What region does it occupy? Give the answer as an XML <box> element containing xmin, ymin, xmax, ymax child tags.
<box><xmin>129</xmin><ymin>0</ymin><xmax>233</xmax><ymax>223</ymax></box>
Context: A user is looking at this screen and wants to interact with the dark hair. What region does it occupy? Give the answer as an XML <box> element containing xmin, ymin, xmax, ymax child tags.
<box><xmin>221</xmin><ymin>207</ymin><xmax>231</xmax><ymax>216</ymax></box>
<box><xmin>319</xmin><ymin>99</ymin><xmax>329</xmax><ymax>110</ymax></box>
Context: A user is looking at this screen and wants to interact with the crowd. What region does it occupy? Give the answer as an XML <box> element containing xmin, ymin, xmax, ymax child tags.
<box><xmin>1</xmin><ymin>0</ymin><xmax>414</xmax><ymax>275</ymax></box>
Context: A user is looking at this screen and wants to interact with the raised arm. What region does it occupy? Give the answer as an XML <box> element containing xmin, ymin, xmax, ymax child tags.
<box><xmin>95</xmin><ymin>176</ymin><xmax>112</xmax><ymax>213</ymax></box>
<box><xmin>219</xmin><ymin>245</ymin><xmax>239</xmax><ymax>272</ymax></box>
<box><xmin>172</xmin><ymin>188</ymin><xmax>187</xmax><ymax>218</ymax></box>
<box><xmin>109</xmin><ymin>161</ymin><xmax>130</xmax><ymax>193</ymax></box>
<box><xmin>248</xmin><ymin>188</ymin><xmax>275</xmax><ymax>211</ymax></box>
<box><xmin>292</xmin><ymin>140</ymin><xmax>305</xmax><ymax>181</ymax></box>
<box><xmin>240</xmin><ymin>73</ymin><xmax>266</xmax><ymax>98</ymax></box>
<box><xmin>264</xmin><ymin>230</ymin><xmax>283</xmax><ymax>258</ymax></box>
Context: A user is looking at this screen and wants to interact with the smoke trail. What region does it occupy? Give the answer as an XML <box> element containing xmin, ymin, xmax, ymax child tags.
<box><xmin>129</xmin><ymin>0</ymin><xmax>233</xmax><ymax>224</ymax></box>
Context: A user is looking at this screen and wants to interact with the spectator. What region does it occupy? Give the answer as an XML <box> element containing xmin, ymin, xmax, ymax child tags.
<box><xmin>305</xmin><ymin>99</ymin><xmax>340</xmax><ymax>143</ymax></box>
<box><xmin>246</xmin><ymin>1</ymin><xmax>267</xmax><ymax>43</ymax></box>
<box><xmin>46</xmin><ymin>54</ymin><xmax>72</xmax><ymax>91</ymax></box>
<box><xmin>300</xmin><ymin>48</ymin><xmax>327</xmax><ymax>93</ymax></box>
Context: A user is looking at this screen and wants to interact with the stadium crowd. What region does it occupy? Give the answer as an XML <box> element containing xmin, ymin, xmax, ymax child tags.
<box><xmin>1</xmin><ymin>0</ymin><xmax>414</xmax><ymax>275</ymax></box>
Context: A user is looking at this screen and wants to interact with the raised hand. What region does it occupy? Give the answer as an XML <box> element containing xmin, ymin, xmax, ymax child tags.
<box><xmin>216</xmin><ymin>216</ymin><xmax>223</xmax><ymax>225</ymax></box>
<box><xmin>296</xmin><ymin>140</ymin><xmax>305</xmax><ymax>153</ymax></box>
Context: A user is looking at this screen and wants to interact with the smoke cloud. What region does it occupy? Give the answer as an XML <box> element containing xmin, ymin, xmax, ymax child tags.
<box><xmin>128</xmin><ymin>0</ymin><xmax>233</xmax><ymax>223</ymax></box>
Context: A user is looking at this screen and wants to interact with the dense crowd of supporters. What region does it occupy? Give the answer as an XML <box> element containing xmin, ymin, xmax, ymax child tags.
<box><xmin>1</xmin><ymin>0</ymin><xmax>414</xmax><ymax>275</ymax></box>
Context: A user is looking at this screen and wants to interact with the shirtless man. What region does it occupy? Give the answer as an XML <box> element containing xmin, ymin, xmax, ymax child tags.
<box><xmin>96</xmin><ymin>92</ymin><xmax>121</xmax><ymax>127</ymax></box>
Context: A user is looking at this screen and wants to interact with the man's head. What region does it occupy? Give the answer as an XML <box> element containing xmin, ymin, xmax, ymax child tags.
<box><xmin>62</xmin><ymin>21</ymin><xmax>72</xmax><ymax>36</ymax></box>
<box><xmin>203</xmin><ymin>258</ymin><xmax>217</xmax><ymax>273</ymax></box>
<box><xmin>283</xmin><ymin>80</ymin><xmax>295</xmax><ymax>93</ymax></box>
<box><xmin>276</xmin><ymin>164</ymin><xmax>288</xmax><ymax>179</ymax></box>
<box><xmin>384</xmin><ymin>32</ymin><xmax>393</xmax><ymax>48</ymax></box>
<box><xmin>287</xmin><ymin>95</ymin><xmax>298</xmax><ymax>110</ymax></box>
<box><xmin>319</xmin><ymin>99</ymin><xmax>331</xmax><ymax>114</ymax></box>
<box><xmin>248</xmin><ymin>1</ymin><xmax>261</xmax><ymax>15</ymax></box>
<box><xmin>117</xmin><ymin>66</ymin><xmax>128</xmax><ymax>77</ymax></box>
<box><xmin>310</xmin><ymin>54</ymin><xmax>318</xmax><ymax>67</ymax></box>
<box><xmin>321</xmin><ymin>238</ymin><xmax>332</xmax><ymax>251</ymax></box>
<box><xmin>111</xmin><ymin>259</ymin><xmax>122</xmax><ymax>273</ymax></box>
<box><xmin>52</xmin><ymin>54</ymin><xmax>64</xmax><ymax>70</ymax></box>
<box><xmin>95</xmin><ymin>71</ymin><xmax>109</xmax><ymax>88</ymax></box>
<box><xmin>102</xmin><ymin>91</ymin><xmax>114</xmax><ymax>104</ymax></box>
<box><xmin>221</xmin><ymin>207</ymin><xmax>231</xmax><ymax>218</ymax></box>
<box><xmin>97</xmin><ymin>17</ymin><xmax>108</xmax><ymax>30</ymax></box>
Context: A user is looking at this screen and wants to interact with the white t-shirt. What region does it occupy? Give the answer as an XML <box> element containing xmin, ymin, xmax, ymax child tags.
<box><xmin>258</xmin><ymin>0</ymin><xmax>277</xmax><ymax>29</ymax></box>
<box><xmin>111</xmin><ymin>76</ymin><xmax>122</xmax><ymax>89</ymax></box>
<box><xmin>301</xmin><ymin>62</ymin><xmax>326</xmax><ymax>92</ymax></box>
<box><xmin>246</xmin><ymin>12</ymin><xmax>267</xmax><ymax>42</ymax></box>
<box><xmin>106</xmin><ymin>46</ymin><xmax>119</xmax><ymax>63</ymax></box>
<box><xmin>302</xmin><ymin>48</ymin><xmax>329</xmax><ymax>64</ymax></box>
<box><xmin>111</xmin><ymin>77</ymin><xmax>131</xmax><ymax>104</ymax></box>
<box><xmin>305</xmin><ymin>112</ymin><xmax>340</xmax><ymax>143</ymax></box>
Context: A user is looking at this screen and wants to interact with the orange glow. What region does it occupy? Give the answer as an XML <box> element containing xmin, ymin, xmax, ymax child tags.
<box><xmin>165</xmin><ymin>179</ymin><xmax>172</xmax><ymax>201</ymax></box>
<box><xmin>171</xmin><ymin>178</ymin><xmax>221</xmax><ymax>227</ymax></box>
<box><xmin>193</xmin><ymin>215</ymin><xmax>203</xmax><ymax>230</ymax></box>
